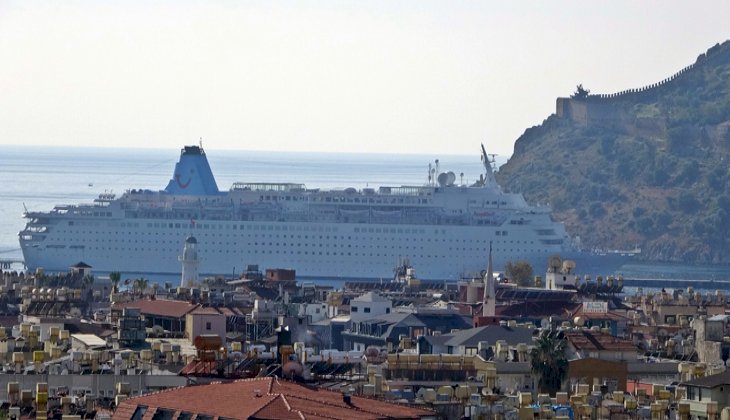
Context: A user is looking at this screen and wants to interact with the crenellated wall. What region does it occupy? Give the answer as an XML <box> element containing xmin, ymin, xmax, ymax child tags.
<box><xmin>556</xmin><ymin>40</ymin><xmax>730</xmax><ymax>127</ymax></box>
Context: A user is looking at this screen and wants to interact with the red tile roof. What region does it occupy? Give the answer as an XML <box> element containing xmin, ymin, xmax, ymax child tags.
<box><xmin>113</xmin><ymin>299</ymin><xmax>199</xmax><ymax>319</ymax></box>
<box><xmin>112</xmin><ymin>377</ymin><xmax>433</xmax><ymax>420</ymax></box>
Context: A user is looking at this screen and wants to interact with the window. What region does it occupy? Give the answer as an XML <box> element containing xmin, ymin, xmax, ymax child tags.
<box><xmin>131</xmin><ymin>406</ymin><xmax>148</xmax><ymax>420</ymax></box>
<box><xmin>205</xmin><ymin>322</ymin><xmax>211</xmax><ymax>330</ymax></box>
<box><xmin>351</xmin><ymin>306</ymin><xmax>358</xmax><ymax>312</ymax></box>
<box><xmin>364</xmin><ymin>307</ymin><xmax>371</xmax><ymax>313</ymax></box>
<box><xmin>152</xmin><ymin>409</ymin><xmax>175</xmax><ymax>420</ymax></box>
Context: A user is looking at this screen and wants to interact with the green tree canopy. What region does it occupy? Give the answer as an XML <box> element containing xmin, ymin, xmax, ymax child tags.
<box><xmin>109</xmin><ymin>271</ymin><xmax>121</xmax><ymax>294</ymax></box>
<box><xmin>571</xmin><ymin>84</ymin><xmax>590</xmax><ymax>99</ymax></box>
<box><xmin>530</xmin><ymin>331</ymin><xmax>569</xmax><ymax>395</ymax></box>
<box><xmin>134</xmin><ymin>277</ymin><xmax>149</xmax><ymax>298</ymax></box>
<box><xmin>505</xmin><ymin>260</ymin><xmax>534</xmax><ymax>287</ymax></box>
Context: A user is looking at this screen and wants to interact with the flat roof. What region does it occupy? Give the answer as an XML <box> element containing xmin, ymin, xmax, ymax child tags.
<box><xmin>71</xmin><ymin>334</ymin><xmax>106</xmax><ymax>347</ymax></box>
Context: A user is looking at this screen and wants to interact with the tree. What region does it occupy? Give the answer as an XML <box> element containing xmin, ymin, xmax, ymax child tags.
<box><xmin>571</xmin><ymin>84</ymin><xmax>590</xmax><ymax>99</ymax></box>
<box><xmin>109</xmin><ymin>271</ymin><xmax>121</xmax><ymax>294</ymax></box>
<box><xmin>504</xmin><ymin>261</ymin><xmax>534</xmax><ymax>287</ymax></box>
<box><xmin>81</xmin><ymin>274</ymin><xmax>95</xmax><ymax>316</ymax></box>
<box><xmin>530</xmin><ymin>330</ymin><xmax>569</xmax><ymax>395</ymax></box>
<box><xmin>82</xmin><ymin>274</ymin><xmax>94</xmax><ymax>289</ymax></box>
<box><xmin>134</xmin><ymin>277</ymin><xmax>149</xmax><ymax>298</ymax></box>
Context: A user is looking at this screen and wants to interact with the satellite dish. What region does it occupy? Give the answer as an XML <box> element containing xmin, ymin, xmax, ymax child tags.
<box><xmin>548</xmin><ymin>255</ymin><xmax>562</xmax><ymax>272</ymax></box>
<box><xmin>562</xmin><ymin>260</ymin><xmax>576</xmax><ymax>273</ymax></box>
<box><xmin>446</xmin><ymin>171</ymin><xmax>456</xmax><ymax>186</ymax></box>
<box><xmin>437</xmin><ymin>172</ymin><xmax>449</xmax><ymax>187</ymax></box>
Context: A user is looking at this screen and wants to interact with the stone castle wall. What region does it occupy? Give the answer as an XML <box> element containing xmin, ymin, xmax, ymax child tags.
<box><xmin>556</xmin><ymin>41</ymin><xmax>730</xmax><ymax>127</ymax></box>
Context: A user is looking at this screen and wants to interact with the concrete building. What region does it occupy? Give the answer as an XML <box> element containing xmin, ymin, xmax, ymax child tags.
<box><xmin>681</xmin><ymin>369</ymin><xmax>730</xmax><ymax>417</ymax></box>
<box><xmin>349</xmin><ymin>292</ymin><xmax>392</xmax><ymax>323</ymax></box>
<box><xmin>692</xmin><ymin>315</ymin><xmax>730</xmax><ymax>366</ymax></box>
<box><xmin>422</xmin><ymin>325</ymin><xmax>535</xmax><ymax>358</ymax></box>
<box><xmin>309</xmin><ymin>316</ymin><xmax>349</xmax><ymax>351</ymax></box>
<box><xmin>343</xmin><ymin>310</ymin><xmax>471</xmax><ymax>352</ymax></box>
<box><xmin>185</xmin><ymin>307</ymin><xmax>226</xmax><ymax>343</ymax></box>
<box><xmin>115</xmin><ymin>307</ymin><xmax>146</xmax><ymax>347</ymax></box>
<box><xmin>112</xmin><ymin>299</ymin><xmax>200</xmax><ymax>335</ymax></box>
<box><xmin>70</xmin><ymin>334</ymin><xmax>107</xmax><ymax>350</ymax></box>
<box><xmin>564</xmin><ymin>330</ymin><xmax>640</xmax><ymax>361</ymax></box>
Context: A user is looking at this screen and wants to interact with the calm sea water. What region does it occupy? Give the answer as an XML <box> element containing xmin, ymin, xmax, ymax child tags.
<box><xmin>2</xmin><ymin>145</ymin><xmax>730</xmax><ymax>291</ymax></box>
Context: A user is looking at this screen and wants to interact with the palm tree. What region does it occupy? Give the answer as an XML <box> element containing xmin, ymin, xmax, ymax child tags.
<box><xmin>81</xmin><ymin>274</ymin><xmax>95</xmax><ymax>316</ymax></box>
<box><xmin>109</xmin><ymin>272</ymin><xmax>121</xmax><ymax>294</ymax></box>
<box><xmin>134</xmin><ymin>277</ymin><xmax>149</xmax><ymax>298</ymax></box>
<box><xmin>82</xmin><ymin>274</ymin><xmax>94</xmax><ymax>289</ymax></box>
<box><xmin>530</xmin><ymin>330</ymin><xmax>569</xmax><ymax>395</ymax></box>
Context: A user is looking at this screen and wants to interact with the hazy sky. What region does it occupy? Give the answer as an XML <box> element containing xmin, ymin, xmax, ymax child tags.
<box><xmin>0</xmin><ymin>1</ymin><xmax>728</xmax><ymax>157</ymax></box>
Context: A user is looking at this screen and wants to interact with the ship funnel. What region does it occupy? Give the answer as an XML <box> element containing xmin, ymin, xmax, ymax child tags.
<box><xmin>164</xmin><ymin>146</ymin><xmax>221</xmax><ymax>196</ymax></box>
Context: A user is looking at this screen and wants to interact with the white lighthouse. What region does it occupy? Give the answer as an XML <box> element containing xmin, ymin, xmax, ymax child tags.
<box><xmin>179</xmin><ymin>236</ymin><xmax>200</xmax><ymax>288</ymax></box>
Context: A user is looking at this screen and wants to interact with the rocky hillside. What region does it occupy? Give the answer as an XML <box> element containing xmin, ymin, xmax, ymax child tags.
<box><xmin>496</xmin><ymin>41</ymin><xmax>730</xmax><ymax>264</ymax></box>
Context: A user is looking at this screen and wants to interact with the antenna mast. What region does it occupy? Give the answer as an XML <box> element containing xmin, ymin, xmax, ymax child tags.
<box><xmin>480</xmin><ymin>143</ymin><xmax>496</xmax><ymax>185</ymax></box>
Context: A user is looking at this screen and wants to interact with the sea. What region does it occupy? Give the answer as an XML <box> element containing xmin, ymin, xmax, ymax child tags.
<box><xmin>2</xmin><ymin>145</ymin><xmax>730</xmax><ymax>293</ymax></box>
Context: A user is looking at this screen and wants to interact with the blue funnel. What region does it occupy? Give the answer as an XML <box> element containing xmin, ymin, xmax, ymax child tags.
<box><xmin>164</xmin><ymin>146</ymin><xmax>221</xmax><ymax>196</ymax></box>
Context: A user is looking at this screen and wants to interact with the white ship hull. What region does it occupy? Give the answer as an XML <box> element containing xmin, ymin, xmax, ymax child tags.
<box><xmin>21</xmin><ymin>218</ymin><xmax>565</xmax><ymax>280</ymax></box>
<box><xmin>20</xmin><ymin>145</ymin><xmax>573</xmax><ymax>280</ymax></box>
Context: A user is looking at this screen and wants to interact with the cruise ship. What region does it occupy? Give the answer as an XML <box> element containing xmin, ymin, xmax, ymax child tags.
<box><xmin>20</xmin><ymin>145</ymin><xmax>574</xmax><ymax>280</ymax></box>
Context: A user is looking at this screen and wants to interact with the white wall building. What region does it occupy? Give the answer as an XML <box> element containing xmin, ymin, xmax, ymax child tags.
<box><xmin>349</xmin><ymin>292</ymin><xmax>392</xmax><ymax>324</ymax></box>
<box><xmin>299</xmin><ymin>303</ymin><xmax>329</xmax><ymax>324</ymax></box>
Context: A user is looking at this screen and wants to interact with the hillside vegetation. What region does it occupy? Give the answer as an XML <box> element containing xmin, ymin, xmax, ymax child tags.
<box><xmin>496</xmin><ymin>41</ymin><xmax>730</xmax><ymax>264</ymax></box>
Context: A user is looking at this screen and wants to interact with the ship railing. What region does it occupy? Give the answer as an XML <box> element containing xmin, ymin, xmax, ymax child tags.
<box><xmin>230</xmin><ymin>182</ymin><xmax>305</xmax><ymax>192</ymax></box>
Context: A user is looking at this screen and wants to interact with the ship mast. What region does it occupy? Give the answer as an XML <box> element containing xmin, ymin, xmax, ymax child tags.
<box><xmin>480</xmin><ymin>143</ymin><xmax>497</xmax><ymax>186</ymax></box>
